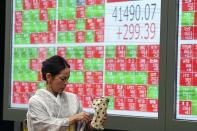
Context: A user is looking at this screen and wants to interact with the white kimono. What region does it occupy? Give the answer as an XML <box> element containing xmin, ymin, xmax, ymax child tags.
<box><xmin>27</xmin><ymin>89</ymin><xmax>86</xmax><ymax>131</ymax></box>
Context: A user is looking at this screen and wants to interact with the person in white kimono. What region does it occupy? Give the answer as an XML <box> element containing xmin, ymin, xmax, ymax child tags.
<box><xmin>27</xmin><ymin>55</ymin><xmax>92</xmax><ymax>131</ymax></box>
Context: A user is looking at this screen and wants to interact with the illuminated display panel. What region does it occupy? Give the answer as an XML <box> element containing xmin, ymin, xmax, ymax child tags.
<box><xmin>176</xmin><ymin>0</ymin><xmax>197</xmax><ymax>120</ymax></box>
<box><xmin>12</xmin><ymin>0</ymin><xmax>161</xmax><ymax>117</ymax></box>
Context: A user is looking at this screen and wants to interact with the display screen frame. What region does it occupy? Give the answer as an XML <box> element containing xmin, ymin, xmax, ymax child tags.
<box><xmin>3</xmin><ymin>0</ymin><xmax>168</xmax><ymax>130</ymax></box>
<box><xmin>165</xmin><ymin>0</ymin><xmax>197</xmax><ymax>131</ymax></box>
<box><xmin>176</xmin><ymin>0</ymin><xmax>197</xmax><ymax>121</ymax></box>
<box><xmin>3</xmin><ymin>0</ymin><xmax>28</xmax><ymax>121</ymax></box>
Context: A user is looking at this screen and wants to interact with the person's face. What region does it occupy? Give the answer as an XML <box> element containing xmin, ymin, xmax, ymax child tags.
<box><xmin>50</xmin><ymin>68</ymin><xmax>70</xmax><ymax>94</ymax></box>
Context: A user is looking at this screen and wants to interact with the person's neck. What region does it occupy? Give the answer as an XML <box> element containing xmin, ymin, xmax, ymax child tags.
<box><xmin>46</xmin><ymin>84</ymin><xmax>58</xmax><ymax>97</ymax></box>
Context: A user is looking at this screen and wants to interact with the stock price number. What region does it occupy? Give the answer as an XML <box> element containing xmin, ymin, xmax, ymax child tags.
<box><xmin>117</xmin><ymin>23</ymin><xmax>156</xmax><ymax>40</ymax></box>
<box><xmin>112</xmin><ymin>3</ymin><xmax>157</xmax><ymax>21</ymax></box>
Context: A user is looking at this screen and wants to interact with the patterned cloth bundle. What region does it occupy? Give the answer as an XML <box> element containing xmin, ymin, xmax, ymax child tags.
<box><xmin>91</xmin><ymin>97</ymin><xmax>109</xmax><ymax>130</ymax></box>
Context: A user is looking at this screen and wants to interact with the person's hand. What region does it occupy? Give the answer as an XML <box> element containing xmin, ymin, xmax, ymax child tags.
<box><xmin>68</xmin><ymin>112</ymin><xmax>91</xmax><ymax>124</ymax></box>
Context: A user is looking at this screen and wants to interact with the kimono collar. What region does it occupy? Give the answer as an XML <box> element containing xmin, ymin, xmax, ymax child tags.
<box><xmin>36</xmin><ymin>88</ymin><xmax>63</xmax><ymax>105</ymax></box>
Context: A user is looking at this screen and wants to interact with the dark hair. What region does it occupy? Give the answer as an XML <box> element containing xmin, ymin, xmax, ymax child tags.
<box><xmin>41</xmin><ymin>55</ymin><xmax>70</xmax><ymax>81</ymax></box>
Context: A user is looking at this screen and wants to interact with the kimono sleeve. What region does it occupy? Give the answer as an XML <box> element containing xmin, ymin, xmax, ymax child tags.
<box><xmin>27</xmin><ymin>96</ymin><xmax>69</xmax><ymax>131</ymax></box>
<box><xmin>76</xmin><ymin>95</ymin><xmax>83</xmax><ymax>113</ymax></box>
